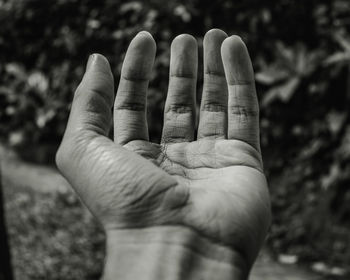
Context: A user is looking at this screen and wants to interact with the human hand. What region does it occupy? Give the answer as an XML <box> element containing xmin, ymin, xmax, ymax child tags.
<box><xmin>56</xmin><ymin>29</ymin><xmax>270</xmax><ymax>279</ymax></box>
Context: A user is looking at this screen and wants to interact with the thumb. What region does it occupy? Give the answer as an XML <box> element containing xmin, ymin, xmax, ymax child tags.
<box><xmin>65</xmin><ymin>54</ymin><xmax>114</xmax><ymax>137</ymax></box>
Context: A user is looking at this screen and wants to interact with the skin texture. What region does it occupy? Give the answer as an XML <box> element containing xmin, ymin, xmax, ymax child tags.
<box><xmin>56</xmin><ymin>29</ymin><xmax>271</xmax><ymax>278</ymax></box>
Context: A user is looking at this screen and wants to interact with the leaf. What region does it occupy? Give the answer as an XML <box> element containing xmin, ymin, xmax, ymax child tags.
<box><xmin>255</xmin><ymin>67</ymin><xmax>289</xmax><ymax>85</ymax></box>
<box><xmin>335</xmin><ymin>33</ymin><xmax>350</xmax><ymax>52</ymax></box>
<box><xmin>27</xmin><ymin>71</ymin><xmax>49</xmax><ymax>94</ymax></box>
<box><xmin>324</xmin><ymin>33</ymin><xmax>350</xmax><ymax>66</ymax></box>
<box><xmin>262</xmin><ymin>77</ymin><xmax>300</xmax><ymax>106</ymax></box>
<box><xmin>278</xmin><ymin>254</ymin><xmax>298</xmax><ymax>264</ymax></box>
<box><xmin>119</xmin><ymin>1</ymin><xmax>143</xmax><ymax>14</ymax></box>
<box><xmin>320</xmin><ymin>163</ymin><xmax>340</xmax><ymax>190</ymax></box>
<box><xmin>327</xmin><ymin>111</ymin><xmax>347</xmax><ymax>135</ymax></box>
<box><xmin>5</xmin><ymin>63</ymin><xmax>27</xmax><ymax>80</ymax></box>
<box><xmin>324</xmin><ymin>52</ymin><xmax>350</xmax><ymax>66</ymax></box>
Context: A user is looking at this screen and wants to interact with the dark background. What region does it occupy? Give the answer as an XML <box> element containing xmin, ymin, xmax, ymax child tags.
<box><xmin>0</xmin><ymin>0</ymin><xmax>349</xmax><ymax>279</ymax></box>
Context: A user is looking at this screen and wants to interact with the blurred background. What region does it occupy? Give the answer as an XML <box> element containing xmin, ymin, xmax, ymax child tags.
<box><xmin>0</xmin><ymin>0</ymin><xmax>350</xmax><ymax>279</ymax></box>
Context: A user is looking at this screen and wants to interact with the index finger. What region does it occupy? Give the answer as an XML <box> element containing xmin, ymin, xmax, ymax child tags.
<box><xmin>114</xmin><ymin>31</ymin><xmax>156</xmax><ymax>145</ymax></box>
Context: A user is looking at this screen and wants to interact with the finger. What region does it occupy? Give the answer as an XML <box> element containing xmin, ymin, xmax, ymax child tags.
<box><xmin>197</xmin><ymin>29</ymin><xmax>228</xmax><ymax>139</ymax></box>
<box><xmin>162</xmin><ymin>34</ymin><xmax>198</xmax><ymax>143</ymax></box>
<box><xmin>64</xmin><ymin>53</ymin><xmax>114</xmax><ymax>138</ymax></box>
<box><xmin>114</xmin><ymin>31</ymin><xmax>156</xmax><ymax>145</ymax></box>
<box><xmin>221</xmin><ymin>36</ymin><xmax>260</xmax><ymax>151</ymax></box>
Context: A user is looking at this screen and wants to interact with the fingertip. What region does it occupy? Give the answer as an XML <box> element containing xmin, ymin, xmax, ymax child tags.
<box><xmin>172</xmin><ymin>34</ymin><xmax>197</xmax><ymax>50</ymax></box>
<box><xmin>137</xmin><ymin>30</ymin><xmax>153</xmax><ymax>39</ymax></box>
<box><xmin>203</xmin><ymin>29</ymin><xmax>228</xmax><ymax>75</ymax></box>
<box><xmin>221</xmin><ymin>35</ymin><xmax>247</xmax><ymax>57</ymax></box>
<box><xmin>169</xmin><ymin>34</ymin><xmax>198</xmax><ymax>79</ymax></box>
<box><xmin>121</xmin><ymin>31</ymin><xmax>156</xmax><ymax>81</ymax></box>
<box><xmin>131</xmin><ymin>31</ymin><xmax>156</xmax><ymax>54</ymax></box>
<box><xmin>230</xmin><ymin>34</ymin><xmax>244</xmax><ymax>42</ymax></box>
<box><xmin>204</xmin><ymin>29</ymin><xmax>228</xmax><ymax>42</ymax></box>
<box><xmin>81</xmin><ymin>53</ymin><xmax>114</xmax><ymax>100</ymax></box>
<box><xmin>91</xmin><ymin>53</ymin><xmax>109</xmax><ymax>62</ymax></box>
<box><xmin>221</xmin><ymin>35</ymin><xmax>254</xmax><ymax>84</ymax></box>
<box><xmin>67</xmin><ymin>53</ymin><xmax>114</xmax><ymax>138</ymax></box>
<box><xmin>86</xmin><ymin>53</ymin><xmax>113</xmax><ymax>77</ymax></box>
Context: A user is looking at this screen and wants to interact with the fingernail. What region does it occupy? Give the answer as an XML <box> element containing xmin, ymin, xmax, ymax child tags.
<box><xmin>86</xmin><ymin>54</ymin><xmax>95</xmax><ymax>71</ymax></box>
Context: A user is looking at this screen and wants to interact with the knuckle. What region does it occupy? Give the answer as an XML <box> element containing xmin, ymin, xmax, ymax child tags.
<box><xmin>202</xmin><ymin>102</ymin><xmax>227</xmax><ymax>112</ymax></box>
<box><xmin>122</xmin><ymin>73</ymin><xmax>149</xmax><ymax>82</ymax></box>
<box><xmin>115</xmin><ymin>101</ymin><xmax>146</xmax><ymax>111</ymax></box>
<box><xmin>165</xmin><ymin>104</ymin><xmax>193</xmax><ymax>114</ymax></box>
<box><xmin>229</xmin><ymin>105</ymin><xmax>259</xmax><ymax>118</ymax></box>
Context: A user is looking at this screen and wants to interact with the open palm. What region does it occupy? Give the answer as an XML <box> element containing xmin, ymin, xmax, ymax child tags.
<box><xmin>56</xmin><ymin>29</ymin><xmax>270</xmax><ymax>269</ymax></box>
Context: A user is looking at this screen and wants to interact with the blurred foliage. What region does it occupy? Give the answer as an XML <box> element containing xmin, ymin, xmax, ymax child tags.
<box><xmin>5</xmin><ymin>184</ymin><xmax>104</xmax><ymax>279</ymax></box>
<box><xmin>0</xmin><ymin>0</ymin><xmax>350</xmax><ymax>277</ymax></box>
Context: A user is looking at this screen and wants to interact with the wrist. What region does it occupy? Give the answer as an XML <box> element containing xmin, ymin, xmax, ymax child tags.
<box><xmin>102</xmin><ymin>225</ymin><xmax>249</xmax><ymax>280</ymax></box>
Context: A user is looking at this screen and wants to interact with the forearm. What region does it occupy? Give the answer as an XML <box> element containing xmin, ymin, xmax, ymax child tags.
<box><xmin>102</xmin><ymin>226</ymin><xmax>249</xmax><ymax>280</ymax></box>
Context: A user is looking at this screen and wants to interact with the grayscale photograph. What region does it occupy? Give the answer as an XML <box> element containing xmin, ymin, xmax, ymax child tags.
<box><xmin>0</xmin><ymin>0</ymin><xmax>349</xmax><ymax>279</ymax></box>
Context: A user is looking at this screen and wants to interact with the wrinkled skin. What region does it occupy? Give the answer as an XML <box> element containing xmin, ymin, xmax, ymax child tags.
<box><xmin>56</xmin><ymin>29</ymin><xmax>271</xmax><ymax>267</ymax></box>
